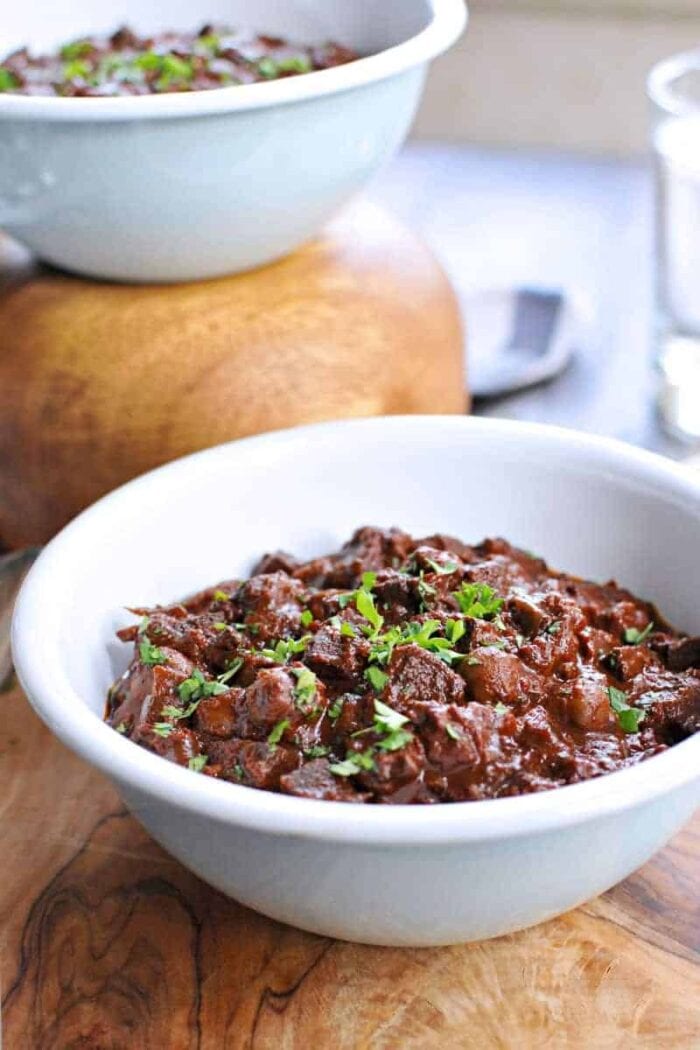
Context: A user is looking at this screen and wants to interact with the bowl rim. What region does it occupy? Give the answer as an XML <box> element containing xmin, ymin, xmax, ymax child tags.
<box><xmin>0</xmin><ymin>0</ymin><xmax>467</xmax><ymax>122</ymax></box>
<box><xmin>12</xmin><ymin>415</ymin><xmax>700</xmax><ymax>845</ymax></box>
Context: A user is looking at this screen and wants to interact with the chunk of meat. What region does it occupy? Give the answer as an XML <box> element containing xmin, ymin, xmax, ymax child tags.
<box><xmin>236</xmin><ymin>571</ymin><xmax>306</xmax><ymax>641</ymax></box>
<box><xmin>235</xmin><ymin>666</ymin><xmax>325</xmax><ymax>739</ymax></box>
<box><xmin>563</xmin><ymin>666</ymin><xmax>614</xmax><ymax>731</ymax></box>
<box><xmin>384</xmin><ymin>644</ymin><xmax>466</xmax><ymax>713</ymax></box>
<box><xmin>250</xmin><ymin>551</ymin><xmax>300</xmax><ymax>576</ymax></box>
<box><xmin>108</xmin><ymin>648</ymin><xmax>194</xmax><ymax>738</ymax></box>
<box><xmin>304</xmin><ymin>626</ymin><xmax>370</xmax><ymax>689</ymax></box>
<box><xmin>208</xmin><ymin>739</ymin><xmax>299</xmax><ymax>790</ymax></box>
<box><xmin>655</xmin><ymin>636</ymin><xmax>700</xmax><ymax>672</ymax></box>
<box><xmin>194</xmin><ymin>688</ymin><xmax>243</xmax><ymax>739</ymax></box>
<box><xmin>460</xmin><ymin>648</ymin><xmax>541</xmax><ymax>708</ymax></box>
<box><xmin>280</xmin><ymin>759</ymin><xmax>370</xmax><ymax>802</ymax></box>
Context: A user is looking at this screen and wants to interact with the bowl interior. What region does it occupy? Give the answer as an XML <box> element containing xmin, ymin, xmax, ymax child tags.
<box><xmin>16</xmin><ymin>417</ymin><xmax>700</xmax><ymax>729</ymax></box>
<box><xmin>1</xmin><ymin>0</ymin><xmax>434</xmax><ymax>58</ymax></box>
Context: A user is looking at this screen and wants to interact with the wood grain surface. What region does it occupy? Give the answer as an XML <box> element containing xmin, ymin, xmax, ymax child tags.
<box><xmin>1</xmin><ymin>681</ymin><xmax>698</xmax><ymax>1050</ymax></box>
<box><xmin>0</xmin><ymin>201</ymin><xmax>465</xmax><ymax>550</ymax></box>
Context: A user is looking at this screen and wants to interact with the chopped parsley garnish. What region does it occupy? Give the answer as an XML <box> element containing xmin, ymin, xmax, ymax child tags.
<box><xmin>62</xmin><ymin>59</ymin><xmax>92</xmax><ymax>81</ymax></box>
<box><xmin>453</xmin><ymin>582</ymin><xmax>504</xmax><ymax>620</ymax></box>
<box><xmin>268</xmin><ymin>719</ymin><xmax>290</xmax><ymax>747</ymax></box>
<box><xmin>426</xmin><ymin>558</ymin><xmax>459</xmax><ymax>575</ymax></box>
<box><xmin>304</xmin><ymin>744</ymin><xmax>330</xmax><ymax>759</ymax></box>
<box><xmin>260</xmin><ymin>636</ymin><xmax>311</xmax><ymax>663</ymax></box>
<box><xmin>624</xmin><ymin>622</ymin><xmax>654</xmax><ymax>645</ymax></box>
<box><xmin>328</xmin><ymin>697</ymin><xmax>344</xmax><ymax>722</ymax></box>
<box><xmin>546</xmin><ymin>621</ymin><xmax>561</xmax><ymax>636</ymax></box>
<box><xmin>60</xmin><ymin>39</ymin><xmax>93</xmax><ymax>60</ymax></box>
<box><xmin>608</xmin><ymin>686</ymin><xmax>646</xmax><ymax>734</ymax></box>
<box><xmin>445</xmin><ymin>723</ymin><xmax>463</xmax><ymax>741</ymax></box>
<box><xmin>340</xmin><ymin>621</ymin><xmax>356</xmax><ymax>638</ymax></box>
<box><xmin>278</xmin><ymin>54</ymin><xmax>313</xmax><ymax>74</ymax></box>
<box><xmin>218</xmin><ymin>658</ymin><xmax>243</xmax><ymax>685</ymax></box>
<box><xmin>115</xmin><ymin>722</ymin><xmax>128</xmax><ymax>734</ymax></box>
<box><xmin>213</xmin><ymin>589</ymin><xmax>230</xmax><ymax>602</ymax></box>
<box><xmin>494</xmin><ymin>702</ymin><xmax>509</xmax><ymax>715</ymax></box>
<box><xmin>213</xmin><ymin>622</ymin><xmax>228</xmax><ymax>632</ymax></box>
<box><xmin>330</xmin><ymin>699</ymin><xmax>412</xmax><ymax>777</ymax></box>
<box><xmin>257</xmin><ymin>56</ymin><xmax>279</xmax><ymax>78</ymax></box>
<box><xmin>445</xmin><ymin>618</ymin><xmax>466</xmax><ymax>645</ymax></box>
<box><xmin>365</xmin><ymin>619</ymin><xmax>463</xmax><ymax>672</ymax></box>
<box><xmin>188</xmin><ymin>755</ymin><xmax>208</xmax><ymax>773</ymax></box>
<box><xmin>371</xmin><ymin>699</ymin><xmax>413</xmax><ymax>752</ymax></box>
<box><xmin>152</xmin><ymin>722</ymin><xmax>174</xmax><ymax>738</ymax></box>
<box><xmin>338</xmin><ymin>573</ymin><xmax>384</xmax><ymax>636</ymax></box>
<box><xmin>178</xmin><ymin>668</ymin><xmax>228</xmax><ymax>704</ymax></box>
<box><xmin>292</xmin><ymin>667</ymin><xmax>318</xmax><ymax>711</ymax></box>
<box><xmin>300</xmin><ymin>609</ymin><xmax>314</xmax><ymax>627</ymax></box>
<box><xmin>197</xmin><ymin>33</ymin><xmax>221</xmax><ymax>54</ymax></box>
<box><xmin>355</xmin><ymin>578</ymin><xmax>384</xmax><ymax>636</ymax></box>
<box><xmin>329</xmin><ymin>751</ymin><xmax>376</xmax><ymax>776</ymax></box>
<box><xmin>0</xmin><ymin>69</ymin><xmax>19</xmax><ymax>93</ymax></box>
<box><xmin>139</xmin><ymin>640</ymin><xmax>166</xmax><ymax>666</ymax></box>
<box><xmin>232</xmin><ymin>762</ymin><xmax>245</xmax><ymax>781</ymax></box>
<box><xmin>365</xmin><ymin>665</ymin><xmax>389</xmax><ymax>692</ymax></box>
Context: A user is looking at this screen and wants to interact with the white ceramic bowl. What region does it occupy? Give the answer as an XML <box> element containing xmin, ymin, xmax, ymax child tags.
<box><xmin>0</xmin><ymin>0</ymin><xmax>466</xmax><ymax>283</ymax></box>
<box><xmin>12</xmin><ymin>416</ymin><xmax>700</xmax><ymax>946</ymax></box>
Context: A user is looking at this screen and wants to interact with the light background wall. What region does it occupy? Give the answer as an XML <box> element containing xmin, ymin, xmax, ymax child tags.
<box><xmin>414</xmin><ymin>0</ymin><xmax>700</xmax><ymax>155</ymax></box>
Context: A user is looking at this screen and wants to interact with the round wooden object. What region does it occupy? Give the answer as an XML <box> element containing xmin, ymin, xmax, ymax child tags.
<box><xmin>0</xmin><ymin>201</ymin><xmax>466</xmax><ymax>549</ymax></box>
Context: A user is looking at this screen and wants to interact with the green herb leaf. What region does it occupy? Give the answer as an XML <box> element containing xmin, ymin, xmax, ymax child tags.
<box><xmin>608</xmin><ymin>686</ymin><xmax>646</xmax><ymax>733</ymax></box>
<box><xmin>268</xmin><ymin>719</ymin><xmax>290</xmax><ymax>747</ymax></box>
<box><xmin>292</xmin><ymin>667</ymin><xmax>318</xmax><ymax>711</ymax></box>
<box><xmin>0</xmin><ymin>69</ymin><xmax>18</xmax><ymax>93</ymax></box>
<box><xmin>62</xmin><ymin>59</ymin><xmax>92</xmax><ymax>81</ymax></box>
<box><xmin>213</xmin><ymin>621</ymin><xmax>228</xmax><ymax>632</ymax></box>
<box><xmin>365</xmin><ymin>666</ymin><xmax>389</xmax><ymax>692</ymax></box>
<box><xmin>453</xmin><ymin>582</ymin><xmax>504</xmax><ymax>620</ymax></box>
<box><xmin>494</xmin><ymin>702</ymin><xmax>509</xmax><ymax>715</ymax></box>
<box><xmin>152</xmin><ymin>722</ymin><xmax>174</xmax><ymax>738</ymax></box>
<box><xmin>60</xmin><ymin>39</ymin><xmax>93</xmax><ymax>60</ymax></box>
<box><xmin>277</xmin><ymin>54</ymin><xmax>312</xmax><ymax>74</ymax></box>
<box><xmin>445</xmin><ymin>723</ymin><xmax>463</xmax><ymax>740</ymax></box>
<box><xmin>303</xmin><ymin>744</ymin><xmax>330</xmax><ymax>759</ymax></box>
<box><xmin>139</xmin><ymin>640</ymin><xmax>166</xmax><ymax>666</ymax></box>
<box><xmin>178</xmin><ymin>668</ymin><xmax>227</xmax><ymax>704</ymax></box>
<box><xmin>624</xmin><ymin>622</ymin><xmax>654</xmax><ymax>645</ymax></box>
<box><xmin>328</xmin><ymin>697</ymin><xmax>344</xmax><ymax>722</ymax></box>
<box><xmin>546</xmin><ymin>621</ymin><xmax>561</xmax><ymax>636</ymax></box>
<box><xmin>300</xmin><ymin>609</ymin><xmax>313</xmax><ymax>627</ymax></box>
<box><xmin>445</xmin><ymin>618</ymin><xmax>466</xmax><ymax>645</ymax></box>
<box><xmin>257</xmin><ymin>56</ymin><xmax>279</xmax><ymax>78</ymax></box>
<box><xmin>356</xmin><ymin>585</ymin><xmax>384</xmax><ymax>637</ymax></box>
<box><xmin>426</xmin><ymin>558</ymin><xmax>459</xmax><ymax>575</ymax></box>
<box><xmin>329</xmin><ymin>750</ymin><xmax>376</xmax><ymax>777</ymax></box>
<box><xmin>260</xmin><ymin>636</ymin><xmax>310</xmax><ymax>664</ymax></box>
<box><xmin>218</xmin><ymin>657</ymin><xmax>243</xmax><ymax>685</ymax></box>
<box><xmin>213</xmin><ymin>589</ymin><xmax>230</xmax><ymax>602</ymax></box>
<box><xmin>188</xmin><ymin>755</ymin><xmax>208</xmax><ymax>773</ymax></box>
<box><xmin>340</xmin><ymin>621</ymin><xmax>356</xmax><ymax>638</ymax></box>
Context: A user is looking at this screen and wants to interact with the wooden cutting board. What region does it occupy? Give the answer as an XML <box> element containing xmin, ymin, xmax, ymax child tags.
<box><xmin>1</xmin><ymin>681</ymin><xmax>698</xmax><ymax>1049</ymax></box>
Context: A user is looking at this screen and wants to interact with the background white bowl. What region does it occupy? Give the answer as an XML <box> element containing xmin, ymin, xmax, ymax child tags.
<box><xmin>0</xmin><ymin>0</ymin><xmax>466</xmax><ymax>282</ymax></box>
<box><xmin>12</xmin><ymin>416</ymin><xmax>700</xmax><ymax>945</ymax></box>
